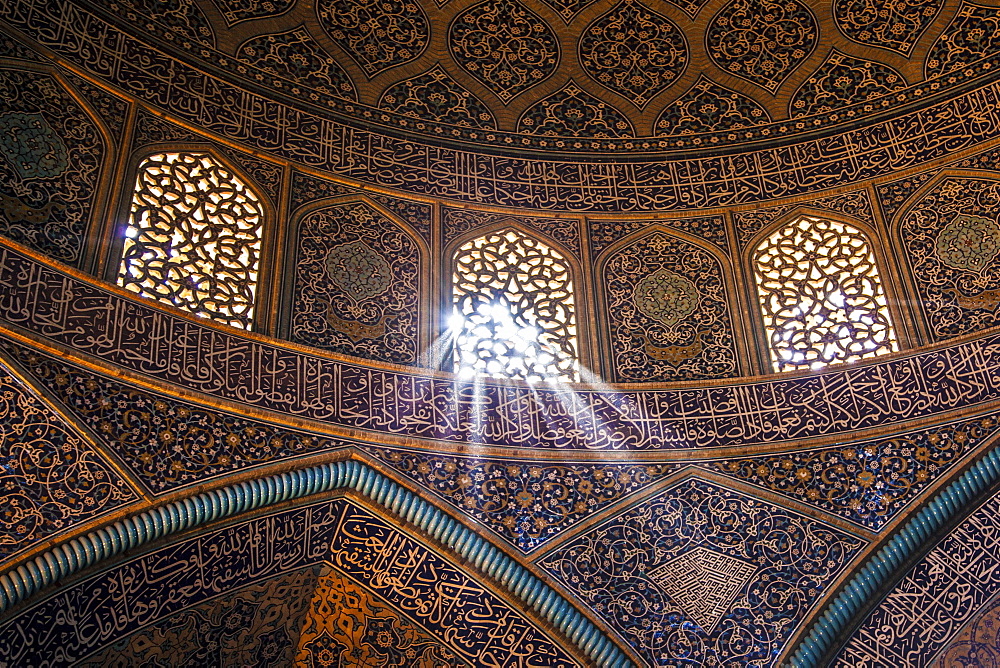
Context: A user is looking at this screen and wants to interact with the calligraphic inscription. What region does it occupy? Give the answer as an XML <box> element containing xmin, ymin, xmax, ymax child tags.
<box><xmin>76</xmin><ymin>569</ymin><xmax>317</xmax><ymax>666</ymax></box>
<box><xmin>379</xmin><ymin>64</ymin><xmax>497</xmax><ymax>131</ymax></box>
<box><xmin>369</xmin><ymin>447</ymin><xmax>674</xmax><ymax>552</ymax></box>
<box><xmin>3</xmin><ymin>246</ymin><xmax>1000</xmax><ymax>451</ymax></box>
<box><xmin>517</xmin><ymin>82</ymin><xmax>634</xmax><ymax>139</ymax></box>
<box><xmin>0</xmin><ymin>339</ymin><xmax>351</xmax><ymax>493</ymax></box>
<box><xmin>655</xmin><ymin>75</ymin><xmax>770</xmax><ymax>137</ymax></box>
<box><xmin>316</xmin><ymin>0</ymin><xmax>428</xmax><ymax>76</ymax></box>
<box><xmin>931</xmin><ymin>589</ymin><xmax>1000</xmax><ymax>667</ymax></box>
<box><xmin>0</xmin><ymin>68</ymin><xmax>104</xmax><ymax>265</ymax></box>
<box><xmin>835</xmin><ymin>0</ymin><xmax>941</xmax><ymax>55</ymax></box>
<box><xmin>0</xmin><ymin>499</ymin><xmax>577</xmax><ymax>665</ymax></box>
<box><xmin>605</xmin><ymin>232</ymin><xmax>739</xmax><ymax>381</ymax></box>
<box><xmin>331</xmin><ymin>502</ymin><xmax>580</xmax><ymax>666</ymax></box>
<box><xmin>706</xmin><ymin>0</ymin><xmax>818</xmax><ymax>92</ymax></box>
<box><xmin>790</xmin><ymin>51</ymin><xmax>906</xmax><ymax>118</ymax></box>
<box><xmin>291</xmin><ymin>202</ymin><xmax>420</xmax><ymax>363</ymax></box>
<box><xmin>442</xmin><ymin>207</ymin><xmax>581</xmax><ymax>256</ymax></box>
<box><xmin>647</xmin><ymin>546</ymin><xmax>758</xmax><ymax>632</ymax></box>
<box><xmin>236</xmin><ymin>27</ymin><xmax>357</xmax><ymax>102</ymax></box>
<box><xmin>449</xmin><ymin>0</ymin><xmax>560</xmax><ymax>103</ymax></box>
<box><xmin>294</xmin><ymin>566</ymin><xmax>466</xmax><ymax>666</ymax></box>
<box><xmin>539</xmin><ymin>478</ymin><xmax>865</xmax><ymax>666</ymax></box>
<box><xmin>7</xmin><ymin>1</ymin><xmax>1000</xmax><ymax>210</ymax></box>
<box><xmin>927</xmin><ymin>1</ymin><xmax>1000</xmax><ymax>77</ymax></box>
<box><xmin>578</xmin><ymin>0</ymin><xmax>688</xmax><ymax>109</ymax></box>
<box><xmin>900</xmin><ymin>177</ymin><xmax>1000</xmax><ymax>341</ymax></box>
<box><xmin>0</xmin><ymin>357</ymin><xmax>135</xmax><ymax>564</ymax></box>
<box><xmin>834</xmin><ymin>490</ymin><xmax>1000</xmax><ymax>666</ymax></box>
<box><xmin>708</xmin><ymin>413</ymin><xmax>1000</xmax><ymax>530</ymax></box>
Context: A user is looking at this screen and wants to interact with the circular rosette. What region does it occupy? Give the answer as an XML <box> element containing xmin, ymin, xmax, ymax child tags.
<box><xmin>632</xmin><ymin>268</ymin><xmax>699</xmax><ymax>328</ymax></box>
<box><xmin>324</xmin><ymin>240</ymin><xmax>393</xmax><ymax>303</ymax></box>
<box><xmin>935</xmin><ymin>213</ymin><xmax>1000</xmax><ymax>274</ymax></box>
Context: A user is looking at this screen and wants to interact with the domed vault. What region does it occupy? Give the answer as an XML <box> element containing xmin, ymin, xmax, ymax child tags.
<box><xmin>1</xmin><ymin>0</ymin><xmax>1000</xmax><ymax>665</ymax></box>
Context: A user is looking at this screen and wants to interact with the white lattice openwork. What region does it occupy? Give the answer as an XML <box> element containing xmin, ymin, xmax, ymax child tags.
<box><xmin>452</xmin><ymin>229</ymin><xmax>579</xmax><ymax>382</ymax></box>
<box><xmin>753</xmin><ymin>216</ymin><xmax>898</xmax><ymax>372</ymax></box>
<box><xmin>118</xmin><ymin>152</ymin><xmax>263</xmax><ymax>330</ymax></box>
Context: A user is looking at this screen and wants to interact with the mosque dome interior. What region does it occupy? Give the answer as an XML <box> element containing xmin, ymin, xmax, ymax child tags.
<box><xmin>2</xmin><ymin>0</ymin><xmax>1000</xmax><ymax>665</ymax></box>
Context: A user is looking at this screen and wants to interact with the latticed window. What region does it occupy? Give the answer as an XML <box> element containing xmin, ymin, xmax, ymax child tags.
<box><xmin>118</xmin><ymin>152</ymin><xmax>264</xmax><ymax>330</ymax></box>
<box><xmin>451</xmin><ymin>229</ymin><xmax>578</xmax><ymax>382</ymax></box>
<box><xmin>753</xmin><ymin>216</ymin><xmax>898</xmax><ymax>372</ymax></box>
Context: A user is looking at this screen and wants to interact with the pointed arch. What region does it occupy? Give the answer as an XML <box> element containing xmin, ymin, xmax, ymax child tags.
<box><xmin>746</xmin><ymin>209</ymin><xmax>900</xmax><ymax>372</ymax></box>
<box><xmin>596</xmin><ymin>224</ymin><xmax>741</xmax><ymax>382</ymax></box>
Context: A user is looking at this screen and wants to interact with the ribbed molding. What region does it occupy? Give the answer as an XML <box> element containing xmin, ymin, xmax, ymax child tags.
<box><xmin>787</xmin><ymin>446</ymin><xmax>1000</xmax><ymax>667</ymax></box>
<box><xmin>0</xmin><ymin>461</ymin><xmax>632</xmax><ymax>667</ymax></box>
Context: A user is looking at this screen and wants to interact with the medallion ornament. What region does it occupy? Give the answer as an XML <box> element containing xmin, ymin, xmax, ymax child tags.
<box><xmin>706</xmin><ymin>0</ymin><xmax>819</xmax><ymax>92</ymax></box>
<box><xmin>935</xmin><ymin>213</ymin><xmax>1000</xmax><ymax>273</ymax></box>
<box><xmin>324</xmin><ymin>240</ymin><xmax>393</xmax><ymax>303</ymax></box>
<box><xmin>317</xmin><ymin>0</ymin><xmax>429</xmax><ymax>76</ymax></box>
<box><xmin>632</xmin><ymin>268</ymin><xmax>699</xmax><ymax>328</ymax></box>
<box><xmin>449</xmin><ymin>0</ymin><xmax>559</xmax><ymax>102</ymax></box>
<box><xmin>378</xmin><ymin>65</ymin><xmax>496</xmax><ymax>129</ymax></box>
<box><xmin>835</xmin><ymin>0</ymin><xmax>942</xmax><ymax>55</ymax></box>
<box><xmin>517</xmin><ymin>81</ymin><xmax>634</xmax><ymax>138</ymax></box>
<box><xmin>579</xmin><ymin>0</ymin><xmax>688</xmax><ymax>108</ymax></box>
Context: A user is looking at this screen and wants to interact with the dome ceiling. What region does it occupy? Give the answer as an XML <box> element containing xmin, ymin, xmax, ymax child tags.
<box><xmin>92</xmin><ymin>0</ymin><xmax>998</xmax><ymax>155</ymax></box>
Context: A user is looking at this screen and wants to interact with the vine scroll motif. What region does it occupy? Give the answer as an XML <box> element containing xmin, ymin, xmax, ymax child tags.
<box><xmin>452</xmin><ymin>229</ymin><xmax>578</xmax><ymax>382</ymax></box>
<box><xmin>118</xmin><ymin>152</ymin><xmax>264</xmax><ymax>330</ymax></box>
<box><xmin>753</xmin><ymin>216</ymin><xmax>898</xmax><ymax>371</ymax></box>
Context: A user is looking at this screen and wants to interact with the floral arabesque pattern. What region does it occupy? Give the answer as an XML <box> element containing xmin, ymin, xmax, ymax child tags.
<box><xmin>708</xmin><ymin>413</ymin><xmax>1000</xmax><ymax>531</ymax></box>
<box><xmin>236</xmin><ymin>27</ymin><xmax>357</xmax><ymax>101</ymax></box>
<box><xmin>734</xmin><ymin>190</ymin><xmax>876</xmax><ymax>248</ymax></box>
<box><xmin>449</xmin><ymin>0</ymin><xmax>559</xmax><ymax>103</ymax></box>
<box><xmin>835</xmin><ymin>0</ymin><xmax>942</xmax><ymax>55</ymax></box>
<box><xmin>294</xmin><ymin>566</ymin><xmax>466</xmax><ymax>666</ymax></box>
<box><xmin>316</xmin><ymin>0</ymin><xmax>428</xmax><ymax>76</ymax></box>
<box><xmin>1</xmin><ymin>341</ymin><xmax>348</xmax><ymax>493</ymax></box>
<box><xmin>291</xmin><ymin>202</ymin><xmax>420</xmax><ymax>363</ymax></box>
<box><xmin>589</xmin><ymin>215</ymin><xmax>729</xmax><ymax>257</ymax></box>
<box><xmin>370</xmin><ymin>448</ymin><xmax>673</xmax><ymax>552</ymax></box>
<box><xmin>604</xmin><ymin>232</ymin><xmax>738</xmax><ymax>381</ymax></box>
<box><xmin>706</xmin><ymin>0</ymin><xmax>819</xmax><ymax>92</ymax></box>
<box><xmin>538</xmin><ymin>478</ymin><xmax>865</xmax><ymax>667</ymax></box>
<box><xmin>0</xmin><ymin>359</ymin><xmax>136</xmax><ymax>562</ymax></box>
<box><xmin>119</xmin><ymin>152</ymin><xmax>264</xmax><ymax>330</ymax></box>
<box><xmin>655</xmin><ymin>75</ymin><xmax>770</xmax><ymax>137</ymax></box>
<box><xmin>927</xmin><ymin>2</ymin><xmax>1000</xmax><ymax>77</ymax></box>
<box><xmin>452</xmin><ymin>229</ymin><xmax>578</xmax><ymax>381</ymax></box>
<box><xmin>517</xmin><ymin>81</ymin><xmax>634</xmax><ymax>138</ymax></box>
<box><xmin>112</xmin><ymin>0</ymin><xmax>214</xmax><ymax>46</ymax></box>
<box><xmin>442</xmin><ymin>207</ymin><xmax>581</xmax><ymax>255</ymax></box>
<box><xmin>752</xmin><ymin>216</ymin><xmax>899</xmax><ymax>371</ymax></box>
<box><xmin>579</xmin><ymin>0</ymin><xmax>688</xmax><ymax>109</ymax></box>
<box><xmin>899</xmin><ymin>177</ymin><xmax>1000</xmax><ymax>341</ymax></box>
<box><xmin>536</xmin><ymin>0</ymin><xmax>598</xmax><ymax>22</ymax></box>
<box><xmin>790</xmin><ymin>51</ymin><xmax>907</xmax><ymax>117</ymax></box>
<box><xmin>378</xmin><ymin>64</ymin><xmax>496</xmax><ymax>130</ymax></box>
<box><xmin>0</xmin><ymin>69</ymin><xmax>104</xmax><ymax>265</ymax></box>
<box><xmin>213</xmin><ymin>0</ymin><xmax>296</xmax><ymax>25</ymax></box>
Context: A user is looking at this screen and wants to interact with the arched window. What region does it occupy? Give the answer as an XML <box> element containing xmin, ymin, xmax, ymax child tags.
<box><xmin>752</xmin><ymin>215</ymin><xmax>898</xmax><ymax>372</ymax></box>
<box><xmin>451</xmin><ymin>228</ymin><xmax>578</xmax><ymax>382</ymax></box>
<box><xmin>117</xmin><ymin>151</ymin><xmax>264</xmax><ymax>330</ymax></box>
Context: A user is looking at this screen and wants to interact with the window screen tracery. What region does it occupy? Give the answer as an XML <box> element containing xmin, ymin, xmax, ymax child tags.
<box><xmin>752</xmin><ymin>216</ymin><xmax>898</xmax><ymax>372</ymax></box>
<box><xmin>452</xmin><ymin>229</ymin><xmax>578</xmax><ymax>382</ymax></box>
<box><xmin>118</xmin><ymin>152</ymin><xmax>264</xmax><ymax>330</ymax></box>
